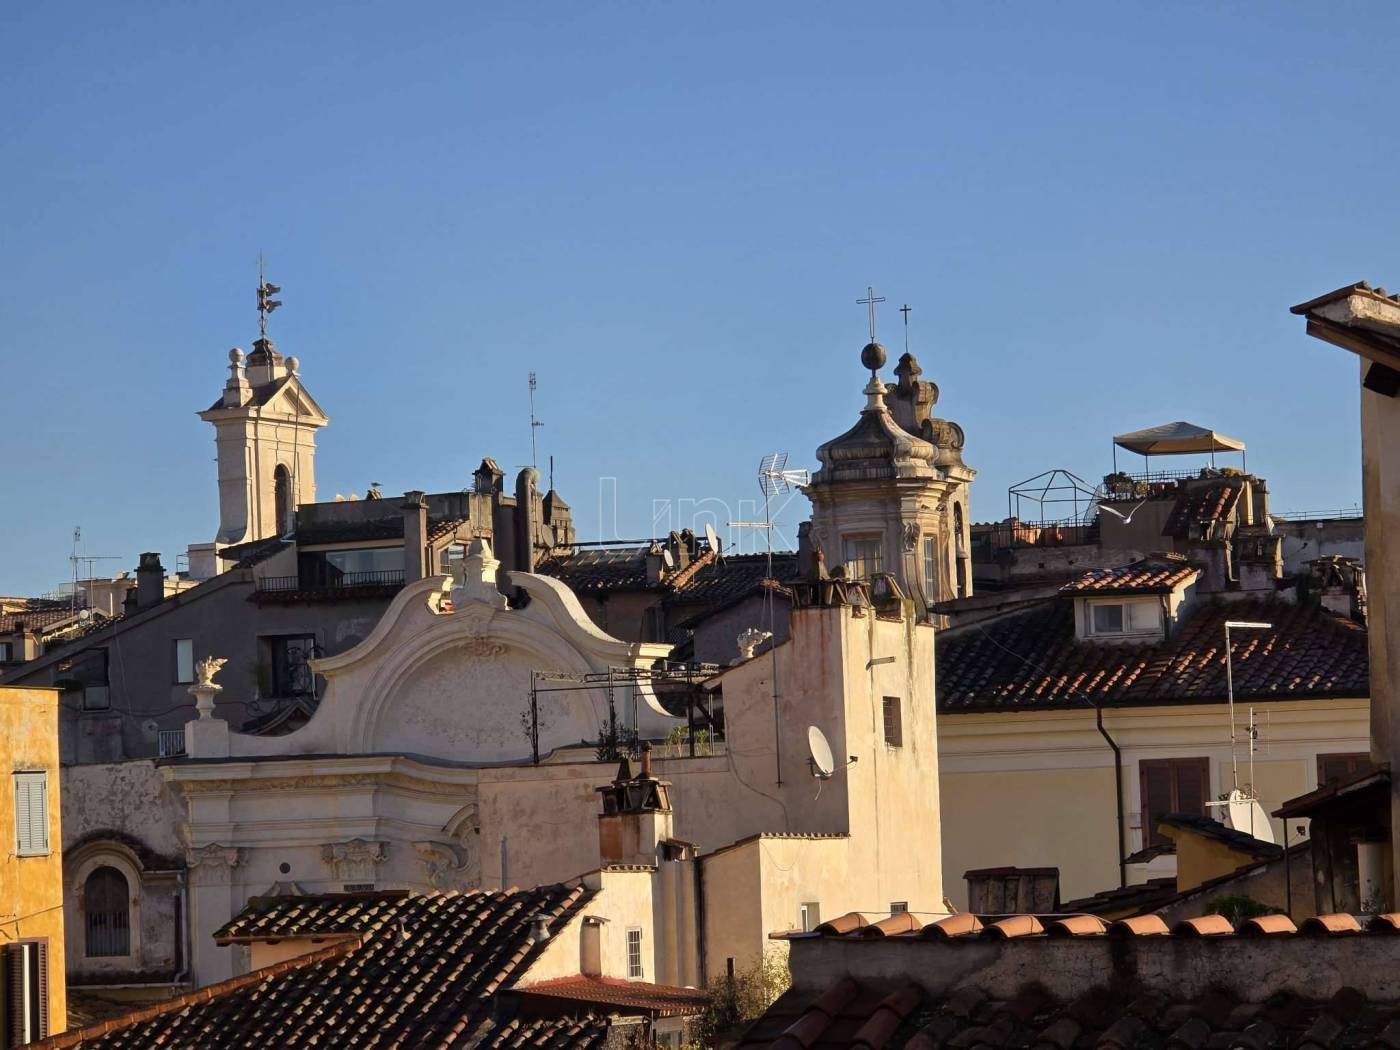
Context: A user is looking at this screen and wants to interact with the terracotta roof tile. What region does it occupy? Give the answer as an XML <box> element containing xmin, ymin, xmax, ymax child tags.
<box><xmin>1059</xmin><ymin>555</ymin><xmax>1199</xmax><ymax>595</ymax></box>
<box><xmin>37</xmin><ymin>886</ymin><xmax>608</xmax><ymax>1049</ymax></box>
<box><xmin>937</xmin><ymin>597</ymin><xmax>1367</xmax><ymax>711</ymax></box>
<box><xmin>1163</xmin><ymin>482</ymin><xmax>1242</xmax><ymax>539</ymax></box>
<box><xmin>512</xmin><ymin>975</ymin><xmax>709</xmax><ymax>1017</ymax></box>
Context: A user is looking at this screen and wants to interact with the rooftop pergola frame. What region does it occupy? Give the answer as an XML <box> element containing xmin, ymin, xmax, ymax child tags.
<box><xmin>1006</xmin><ymin>469</ymin><xmax>1101</xmax><ymax>527</ymax></box>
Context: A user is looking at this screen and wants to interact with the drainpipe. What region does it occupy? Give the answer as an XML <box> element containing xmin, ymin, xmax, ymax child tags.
<box><xmin>1095</xmin><ymin>699</ymin><xmax>1127</xmax><ymax>889</ymax></box>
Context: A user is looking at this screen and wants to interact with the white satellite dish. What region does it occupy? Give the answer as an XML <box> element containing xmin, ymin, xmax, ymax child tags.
<box><xmin>1224</xmin><ymin>788</ymin><xmax>1276</xmax><ymax>844</ymax></box>
<box><xmin>704</xmin><ymin>522</ymin><xmax>722</xmax><ymax>560</ymax></box>
<box><xmin>77</xmin><ymin>608</ymin><xmax>91</xmax><ymax>622</ymax></box>
<box><xmin>807</xmin><ymin>726</ymin><xmax>835</xmax><ymax>779</ymax></box>
<box><xmin>662</xmin><ymin>548</ymin><xmax>675</xmax><ymax>569</ymax></box>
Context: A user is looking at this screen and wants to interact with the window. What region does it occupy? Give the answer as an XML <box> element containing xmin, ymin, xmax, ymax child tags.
<box><xmin>4</xmin><ymin>939</ymin><xmax>50</xmax><ymax>1044</ymax></box>
<box><xmin>890</xmin><ymin>901</ymin><xmax>909</xmax><ymax>915</ymax></box>
<box><xmin>56</xmin><ymin>648</ymin><xmax>109</xmax><ymax>711</ymax></box>
<box><xmin>799</xmin><ymin>902</ymin><xmax>821</xmax><ymax>932</ymax></box>
<box><xmin>298</xmin><ymin>547</ymin><xmax>403</xmax><ymax>587</ymax></box>
<box><xmin>954</xmin><ymin>504</ymin><xmax>967</xmax><ymax>599</ymax></box>
<box><xmin>438</xmin><ymin>543</ymin><xmax>467</xmax><ymax>576</ymax></box>
<box><xmin>0</xmin><ymin>642</ymin><xmax>13</xmax><ymax>663</ymax></box>
<box><xmin>343</xmin><ymin>883</ymin><xmax>375</xmax><ymax>893</ymax></box>
<box><xmin>841</xmin><ymin>536</ymin><xmax>883</xmax><ymax>579</ymax></box>
<box><xmin>882</xmin><ymin>696</ymin><xmax>903</xmax><ymax>748</ymax></box>
<box><xmin>1317</xmin><ymin>753</ymin><xmax>1375</xmax><ymax>787</ymax></box>
<box><xmin>274</xmin><ymin>464</ymin><xmax>293</xmax><ymax>536</ymax></box>
<box><xmin>625</xmin><ymin>927</ymin><xmax>643</xmax><ymax>979</ymax></box>
<box><xmin>13</xmin><ymin>772</ymin><xmax>49</xmax><ymax>857</ymax></box>
<box><xmin>84</xmin><ymin>867</ymin><xmax>131</xmax><ymax>957</ymax></box>
<box><xmin>264</xmin><ymin>635</ymin><xmax>318</xmax><ymax>698</ymax></box>
<box><xmin>922</xmin><ymin>538</ymin><xmax>938</xmax><ymax>596</ymax></box>
<box><xmin>1088</xmin><ymin>600</ymin><xmax>1158</xmax><ymax>637</ymax></box>
<box><xmin>1139</xmin><ymin>757</ymin><xmax>1210</xmax><ymax>847</ymax></box>
<box><xmin>13</xmin><ymin>773</ymin><xmax>48</xmax><ymax>857</ymax></box>
<box><xmin>174</xmin><ymin>639</ymin><xmax>195</xmax><ymax>684</ymax></box>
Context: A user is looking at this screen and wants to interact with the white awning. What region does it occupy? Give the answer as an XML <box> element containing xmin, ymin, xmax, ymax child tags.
<box><xmin>1112</xmin><ymin>422</ymin><xmax>1246</xmax><ymax>456</ymax></box>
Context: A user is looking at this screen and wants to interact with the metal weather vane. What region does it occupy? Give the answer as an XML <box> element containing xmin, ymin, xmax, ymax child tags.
<box><xmin>256</xmin><ymin>256</ymin><xmax>283</xmax><ymax>340</ymax></box>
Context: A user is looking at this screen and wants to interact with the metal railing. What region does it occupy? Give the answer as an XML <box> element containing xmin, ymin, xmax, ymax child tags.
<box><xmin>972</xmin><ymin>519</ymin><xmax>1100</xmax><ymax>551</ymax></box>
<box><xmin>1270</xmin><ymin>508</ymin><xmax>1364</xmax><ymax>522</ymax></box>
<box><xmin>257</xmin><ymin>569</ymin><xmax>406</xmax><ymax>592</ymax></box>
<box><xmin>158</xmin><ymin>730</ymin><xmax>186</xmax><ymax>758</ymax></box>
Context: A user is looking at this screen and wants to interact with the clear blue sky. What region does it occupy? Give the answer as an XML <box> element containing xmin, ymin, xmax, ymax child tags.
<box><xmin>2</xmin><ymin>2</ymin><xmax>1394</xmax><ymax>594</ymax></box>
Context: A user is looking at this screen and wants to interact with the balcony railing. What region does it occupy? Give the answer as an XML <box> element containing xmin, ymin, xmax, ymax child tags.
<box><xmin>158</xmin><ymin>729</ymin><xmax>186</xmax><ymax>758</ymax></box>
<box><xmin>257</xmin><ymin>570</ymin><xmax>406</xmax><ymax>593</ymax></box>
<box><xmin>1270</xmin><ymin>508</ymin><xmax>1364</xmax><ymax>522</ymax></box>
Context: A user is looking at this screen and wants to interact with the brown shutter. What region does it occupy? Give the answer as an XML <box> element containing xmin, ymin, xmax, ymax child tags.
<box><xmin>34</xmin><ymin>941</ymin><xmax>48</xmax><ymax>1041</ymax></box>
<box><xmin>6</xmin><ymin>942</ymin><xmax>24</xmax><ymax>1048</ymax></box>
<box><xmin>1174</xmin><ymin>758</ymin><xmax>1210</xmax><ymax>817</ymax></box>
<box><xmin>1139</xmin><ymin>761</ymin><xmax>1172</xmax><ymax>847</ymax></box>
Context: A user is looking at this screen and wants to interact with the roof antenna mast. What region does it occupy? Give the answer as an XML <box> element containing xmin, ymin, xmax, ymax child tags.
<box><xmin>528</xmin><ymin>372</ymin><xmax>543</xmax><ymax>469</ymax></box>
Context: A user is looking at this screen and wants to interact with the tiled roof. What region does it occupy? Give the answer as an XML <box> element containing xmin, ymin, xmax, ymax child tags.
<box><xmin>1164</xmin><ymin>481</ymin><xmax>1241</xmax><ymax>538</ymax></box>
<box><xmin>1157</xmin><ymin>813</ymin><xmax>1282</xmax><ymax>859</ymax></box>
<box><xmin>936</xmin><ymin>597</ymin><xmax>1367</xmax><ymax>711</ymax></box>
<box><xmin>295</xmin><ymin>518</ymin><xmax>404</xmax><ymax>544</ymax></box>
<box><xmin>1058</xmin><ymin>555</ymin><xmax>1198</xmax><ymax>595</ymax></box>
<box><xmin>536</xmin><ymin>546</ymin><xmax>798</xmax><ymax>602</ymax></box>
<box><xmin>428</xmin><ymin>517</ymin><xmax>470</xmax><ymax>542</ymax></box>
<box><xmin>1059</xmin><ymin>876</ymin><xmax>1178</xmax><ymax>916</ymax></box>
<box><xmin>737</xmin><ymin>972</ymin><xmax>1400</xmax><ymax>1050</ymax></box>
<box><xmin>218</xmin><ymin>536</ymin><xmax>288</xmax><ymax>569</ymax></box>
<box><xmin>39</xmin><ymin>886</ymin><xmax>606</xmax><ymax>1049</ymax></box>
<box><xmin>0</xmin><ymin>600</ymin><xmax>81</xmax><ymax>634</ymax></box>
<box><xmin>513</xmin><ymin>975</ymin><xmax>710</xmax><ymax>1017</ymax></box>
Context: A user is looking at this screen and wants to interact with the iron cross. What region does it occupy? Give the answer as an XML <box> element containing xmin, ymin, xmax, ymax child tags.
<box><xmin>857</xmin><ymin>286</ymin><xmax>886</xmax><ymax>343</ymax></box>
<box><xmin>900</xmin><ymin>303</ymin><xmax>911</xmax><ymax>351</ymax></box>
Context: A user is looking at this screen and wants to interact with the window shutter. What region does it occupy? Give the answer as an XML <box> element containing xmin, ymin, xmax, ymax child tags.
<box><xmin>1140</xmin><ymin>762</ymin><xmax>1172</xmax><ymax>846</ymax></box>
<box><xmin>6</xmin><ymin>942</ymin><xmax>24</xmax><ymax>1048</ymax></box>
<box><xmin>14</xmin><ymin>774</ymin><xmax>48</xmax><ymax>856</ymax></box>
<box><xmin>1174</xmin><ymin>759</ymin><xmax>1209</xmax><ymax>817</ymax></box>
<box><xmin>35</xmin><ymin>942</ymin><xmax>48</xmax><ymax>1041</ymax></box>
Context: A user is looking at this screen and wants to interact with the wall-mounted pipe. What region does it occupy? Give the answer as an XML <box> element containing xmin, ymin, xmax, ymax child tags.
<box><xmin>1096</xmin><ymin>699</ymin><xmax>1127</xmax><ymax>889</ymax></box>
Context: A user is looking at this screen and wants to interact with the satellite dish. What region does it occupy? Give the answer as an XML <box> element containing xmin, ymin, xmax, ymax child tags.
<box><xmin>77</xmin><ymin>608</ymin><xmax>91</xmax><ymax>622</ymax></box>
<box><xmin>1224</xmin><ymin>788</ymin><xmax>1275</xmax><ymax>844</ymax></box>
<box><xmin>704</xmin><ymin>522</ymin><xmax>722</xmax><ymax>560</ymax></box>
<box><xmin>662</xmin><ymin>548</ymin><xmax>675</xmax><ymax>569</ymax></box>
<box><xmin>807</xmin><ymin>726</ymin><xmax>835</xmax><ymax>779</ymax></box>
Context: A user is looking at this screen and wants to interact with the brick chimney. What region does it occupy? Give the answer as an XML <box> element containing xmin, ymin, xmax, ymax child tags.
<box><xmin>136</xmin><ymin>553</ymin><xmax>164</xmax><ymax>610</ymax></box>
<box><xmin>597</xmin><ymin>745</ymin><xmax>674</xmax><ymax>867</ymax></box>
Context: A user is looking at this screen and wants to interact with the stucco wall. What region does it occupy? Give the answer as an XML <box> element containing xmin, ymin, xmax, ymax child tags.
<box><xmin>938</xmin><ymin>699</ymin><xmax>1369</xmax><ymax>905</ymax></box>
<box><xmin>1275</xmin><ymin>517</ymin><xmax>1365</xmax><ymax>576</ymax></box>
<box><xmin>0</xmin><ymin>687</ymin><xmax>67</xmax><ymax>1033</ymax></box>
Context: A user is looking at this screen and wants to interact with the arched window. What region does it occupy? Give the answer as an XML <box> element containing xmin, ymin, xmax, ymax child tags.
<box><xmin>84</xmin><ymin>866</ymin><xmax>130</xmax><ymax>957</ymax></box>
<box><xmin>954</xmin><ymin>503</ymin><xmax>968</xmax><ymax>599</ymax></box>
<box><xmin>274</xmin><ymin>464</ymin><xmax>293</xmax><ymax>536</ymax></box>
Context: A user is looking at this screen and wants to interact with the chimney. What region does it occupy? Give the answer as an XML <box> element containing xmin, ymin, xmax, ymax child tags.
<box><xmin>401</xmin><ymin>491</ymin><xmax>429</xmax><ymax>582</ymax></box>
<box><xmin>964</xmin><ymin>866</ymin><xmax>1060</xmax><ymax>914</ymax></box>
<box><xmin>597</xmin><ymin>746</ymin><xmax>674</xmax><ymax>867</ymax></box>
<box><xmin>136</xmin><ymin>553</ymin><xmax>164</xmax><ymax>610</ymax></box>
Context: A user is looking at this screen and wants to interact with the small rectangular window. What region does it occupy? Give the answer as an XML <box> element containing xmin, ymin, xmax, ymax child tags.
<box><xmin>0</xmin><ymin>641</ymin><xmax>13</xmax><ymax>662</ymax></box>
<box><xmin>799</xmin><ymin>902</ymin><xmax>821</xmax><ymax>932</ymax></box>
<box><xmin>343</xmin><ymin>883</ymin><xmax>375</xmax><ymax>893</ymax></box>
<box><xmin>890</xmin><ymin>901</ymin><xmax>909</xmax><ymax>915</ymax></box>
<box><xmin>1092</xmin><ymin>603</ymin><xmax>1124</xmax><ymax>633</ymax></box>
<box><xmin>1139</xmin><ymin>757</ymin><xmax>1210</xmax><ymax>847</ymax></box>
<box><xmin>841</xmin><ymin>536</ymin><xmax>883</xmax><ymax>579</ymax></box>
<box><xmin>882</xmin><ymin>696</ymin><xmax>903</xmax><ymax>748</ymax></box>
<box><xmin>14</xmin><ymin>772</ymin><xmax>49</xmax><ymax>857</ymax></box>
<box><xmin>1317</xmin><ymin>753</ymin><xmax>1375</xmax><ymax>787</ymax></box>
<box><xmin>174</xmin><ymin>639</ymin><xmax>195</xmax><ymax>684</ymax></box>
<box><xmin>922</xmin><ymin>537</ymin><xmax>937</xmax><ymax>593</ymax></box>
<box><xmin>625</xmin><ymin>927</ymin><xmax>643</xmax><ymax>979</ymax></box>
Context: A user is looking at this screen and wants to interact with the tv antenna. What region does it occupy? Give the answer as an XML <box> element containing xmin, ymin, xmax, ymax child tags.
<box><xmin>729</xmin><ymin>453</ymin><xmax>810</xmax><ymax>787</ymax></box>
<box><xmin>528</xmin><ymin>372</ymin><xmax>543</xmax><ymax>469</ymax></box>
<box><xmin>68</xmin><ymin>526</ymin><xmax>120</xmax><ymax>616</ymax></box>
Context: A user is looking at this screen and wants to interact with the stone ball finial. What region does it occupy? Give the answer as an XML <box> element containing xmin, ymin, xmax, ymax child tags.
<box><xmin>286</xmin><ymin>355</ymin><xmax>300</xmax><ymax>375</ymax></box>
<box><xmin>228</xmin><ymin>347</ymin><xmax>245</xmax><ymax>365</ymax></box>
<box><xmin>860</xmin><ymin>341</ymin><xmax>887</xmax><ymax>373</ymax></box>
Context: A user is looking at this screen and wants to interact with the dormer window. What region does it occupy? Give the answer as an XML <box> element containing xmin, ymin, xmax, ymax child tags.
<box><xmin>842</xmin><ymin>536</ymin><xmax>883</xmax><ymax>579</ymax></box>
<box><xmin>1088</xmin><ymin>599</ymin><xmax>1160</xmax><ymax>638</ymax></box>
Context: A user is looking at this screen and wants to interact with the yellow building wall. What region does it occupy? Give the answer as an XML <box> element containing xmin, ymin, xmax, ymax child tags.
<box><xmin>940</xmin><ymin>766</ymin><xmax>1119</xmax><ymax>908</ymax></box>
<box><xmin>0</xmin><ymin>686</ymin><xmax>66</xmax><ymax>1034</ymax></box>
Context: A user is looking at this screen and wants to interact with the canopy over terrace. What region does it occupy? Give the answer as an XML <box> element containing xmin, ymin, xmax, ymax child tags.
<box><xmin>1112</xmin><ymin>421</ymin><xmax>1247</xmax><ymax>473</ymax></box>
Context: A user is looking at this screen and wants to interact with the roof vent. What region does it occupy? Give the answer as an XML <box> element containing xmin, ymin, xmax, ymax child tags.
<box><xmin>530</xmin><ymin>915</ymin><xmax>552</xmax><ymax>944</ymax></box>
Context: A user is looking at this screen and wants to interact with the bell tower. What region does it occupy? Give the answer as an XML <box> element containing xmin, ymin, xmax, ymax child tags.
<box><xmin>188</xmin><ymin>277</ymin><xmax>329</xmax><ymax>578</ymax></box>
<box><xmin>803</xmin><ymin>310</ymin><xmax>974</xmax><ymax>610</ymax></box>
